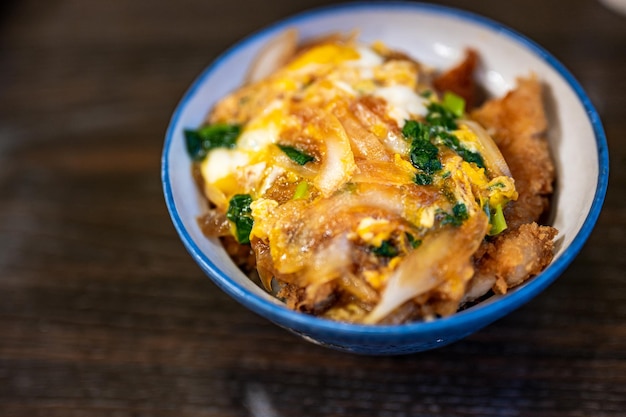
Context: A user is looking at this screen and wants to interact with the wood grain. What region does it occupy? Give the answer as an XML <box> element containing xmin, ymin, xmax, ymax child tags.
<box><xmin>1</xmin><ymin>0</ymin><xmax>625</xmax><ymax>416</ymax></box>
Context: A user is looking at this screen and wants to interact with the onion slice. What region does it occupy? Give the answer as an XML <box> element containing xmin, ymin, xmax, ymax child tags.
<box><xmin>364</xmin><ymin>211</ymin><xmax>489</xmax><ymax>324</ymax></box>
<box><xmin>270</xmin><ymin>183</ymin><xmax>435</xmax><ymax>275</ymax></box>
<box><xmin>460</xmin><ymin>119</ymin><xmax>511</xmax><ymax>178</ymax></box>
<box><xmin>311</xmin><ymin>111</ymin><xmax>357</xmax><ymax>197</ymax></box>
<box><xmin>245</xmin><ymin>28</ymin><xmax>299</xmax><ymax>84</ymax></box>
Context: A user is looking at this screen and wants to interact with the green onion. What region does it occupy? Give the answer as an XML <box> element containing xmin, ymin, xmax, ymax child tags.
<box><xmin>441</xmin><ymin>202</ymin><xmax>469</xmax><ymax>227</ymax></box>
<box><xmin>226</xmin><ymin>194</ymin><xmax>254</xmax><ymax>244</ymax></box>
<box><xmin>443</xmin><ymin>91</ymin><xmax>466</xmax><ymax>117</ymax></box>
<box><xmin>372</xmin><ymin>240</ymin><xmax>399</xmax><ymax>258</ymax></box>
<box><xmin>489</xmin><ymin>204</ymin><xmax>508</xmax><ymax>236</ymax></box>
<box><xmin>458</xmin><ymin>148</ymin><xmax>485</xmax><ymax>168</ymax></box>
<box><xmin>402</xmin><ymin>120</ymin><xmax>442</xmax><ymax>175</ymax></box>
<box><xmin>184</xmin><ymin>124</ymin><xmax>241</xmax><ymax>161</ymax></box>
<box><xmin>405</xmin><ymin>233</ymin><xmax>422</xmax><ymax>249</ymax></box>
<box><xmin>293</xmin><ymin>181</ymin><xmax>309</xmax><ymax>199</ymax></box>
<box><xmin>488</xmin><ymin>182</ymin><xmax>506</xmax><ymax>190</ymax></box>
<box><xmin>436</xmin><ymin>131</ymin><xmax>485</xmax><ymax>169</ymax></box>
<box><xmin>420</xmin><ymin>89</ymin><xmax>433</xmax><ymax>98</ymax></box>
<box><xmin>277</xmin><ymin>144</ymin><xmax>315</xmax><ymax>165</ymax></box>
<box><xmin>453</xmin><ymin>202</ymin><xmax>468</xmax><ymax>219</ymax></box>
<box><xmin>402</xmin><ymin>119</ymin><xmax>429</xmax><ymax>142</ymax></box>
<box><xmin>426</xmin><ymin>102</ymin><xmax>458</xmax><ymax>130</ymax></box>
<box><xmin>414</xmin><ymin>172</ymin><xmax>433</xmax><ymax>186</ymax></box>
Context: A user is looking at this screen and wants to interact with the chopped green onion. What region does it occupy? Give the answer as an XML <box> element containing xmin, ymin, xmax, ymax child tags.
<box><xmin>402</xmin><ymin>120</ymin><xmax>442</xmax><ymax>175</ymax></box>
<box><xmin>420</xmin><ymin>89</ymin><xmax>433</xmax><ymax>98</ymax></box>
<box><xmin>453</xmin><ymin>202</ymin><xmax>468</xmax><ymax>219</ymax></box>
<box><xmin>458</xmin><ymin>148</ymin><xmax>485</xmax><ymax>168</ymax></box>
<box><xmin>489</xmin><ymin>204</ymin><xmax>508</xmax><ymax>236</ymax></box>
<box><xmin>436</xmin><ymin>130</ymin><xmax>485</xmax><ymax>169</ymax></box>
<box><xmin>184</xmin><ymin>124</ymin><xmax>241</xmax><ymax>161</ymax></box>
<box><xmin>277</xmin><ymin>144</ymin><xmax>315</xmax><ymax>165</ymax></box>
<box><xmin>401</xmin><ymin>119</ymin><xmax>428</xmax><ymax>142</ymax></box>
<box><xmin>441</xmin><ymin>202</ymin><xmax>469</xmax><ymax>227</ymax></box>
<box><xmin>426</xmin><ymin>102</ymin><xmax>458</xmax><ymax>130</ymax></box>
<box><xmin>405</xmin><ymin>233</ymin><xmax>422</xmax><ymax>249</ymax></box>
<box><xmin>293</xmin><ymin>181</ymin><xmax>309</xmax><ymax>199</ymax></box>
<box><xmin>371</xmin><ymin>240</ymin><xmax>399</xmax><ymax>258</ymax></box>
<box><xmin>443</xmin><ymin>91</ymin><xmax>466</xmax><ymax>117</ymax></box>
<box><xmin>226</xmin><ymin>194</ymin><xmax>254</xmax><ymax>244</ymax></box>
<box><xmin>488</xmin><ymin>182</ymin><xmax>505</xmax><ymax>190</ymax></box>
<box><xmin>414</xmin><ymin>172</ymin><xmax>433</xmax><ymax>186</ymax></box>
<box><xmin>411</xmin><ymin>139</ymin><xmax>442</xmax><ymax>174</ymax></box>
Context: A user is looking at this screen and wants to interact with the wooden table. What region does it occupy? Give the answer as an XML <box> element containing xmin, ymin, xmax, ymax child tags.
<box><xmin>1</xmin><ymin>0</ymin><xmax>624</xmax><ymax>415</ymax></box>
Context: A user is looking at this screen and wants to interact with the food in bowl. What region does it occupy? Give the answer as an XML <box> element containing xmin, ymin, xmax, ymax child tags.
<box><xmin>183</xmin><ymin>31</ymin><xmax>558</xmax><ymax>325</ymax></box>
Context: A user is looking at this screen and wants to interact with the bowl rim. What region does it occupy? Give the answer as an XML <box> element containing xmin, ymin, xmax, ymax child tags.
<box><xmin>162</xmin><ymin>1</ymin><xmax>609</xmax><ymax>338</ymax></box>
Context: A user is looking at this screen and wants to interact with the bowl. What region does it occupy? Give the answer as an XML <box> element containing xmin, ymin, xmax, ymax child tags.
<box><xmin>162</xmin><ymin>2</ymin><xmax>608</xmax><ymax>355</ymax></box>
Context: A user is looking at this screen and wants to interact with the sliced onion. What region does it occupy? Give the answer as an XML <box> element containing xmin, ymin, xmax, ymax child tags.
<box><xmin>460</xmin><ymin>119</ymin><xmax>511</xmax><ymax>178</ymax></box>
<box><xmin>461</xmin><ymin>272</ymin><xmax>496</xmax><ymax>304</ymax></box>
<box><xmin>336</xmin><ymin>110</ymin><xmax>393</xmax><ymax>162</ymax></box>
<box><xmin>245</xmin><ymin>28</ymin><xmax>299</xmax><ymax>84</ymax></box>
<box><xmin>364</xmin><ymin>211</ymin><xmax>488</xmax><ymax>324</ymax></box>
<box><xmin>337</xmin><ymin>273</ymin><xmax>380</xmax><ymax>305</ymax></box>
<box><xmin>270</xmin><ymin>183</ymin><xmax>435</xmax><ymax>275</ymax></box>
<box><xmin>302</xmin><ymin>235</ymin><xmax>352</xmax><ymax>286</ymax></box>
<box><xmin>196</xmin><ymin>209</ymin><xmax>231</xmax><ymax>237</ymax></box>
<box><xmin>312</xmin><ymin>112</ymin><xmax>357</xmax><ymax>197</ymax></box>
<box><xmin>351</xmin><ymin>159</ymin><xmax>415</xmax><ymax>186</ymax></box>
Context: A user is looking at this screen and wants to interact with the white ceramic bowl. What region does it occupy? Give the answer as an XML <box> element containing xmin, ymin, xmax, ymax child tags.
<box><xmin>162</xmin><ymin>2</ymin><xmax>608</xmax><ymax>354</ymax></box>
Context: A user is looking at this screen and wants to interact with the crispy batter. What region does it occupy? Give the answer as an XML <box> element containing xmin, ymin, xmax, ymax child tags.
<box><xmin>220</xmin><ymin>236</ymin><xmax>257</xmax><ymax>275</ymax></box>
<box><xmin>471</xmin><ymin>77</ymin><xmax>555</xmax><ymax>229</ymax></box>
<box><xmin>434</xmin><ymin>49</ymin><xmax>480</xmax><ymax>110</ymax></box>
<box><xmin>277</xmin><ymin>282</ymin><xmax>301</xmax><ymax>310</ymax></box>
<box><xmin>466</xmin><ymin>223</ymin><xmax>558</xmax><ymax>300</ymax></box>
<box><xmin>464</xmin><ymin>77</ymin><xmax>558</xmax><ymax>302</ymax></box>
<box><xmin>280</xmin><ymin>281</ymin><xmax>338</xmax><ymax>315</ymax></box>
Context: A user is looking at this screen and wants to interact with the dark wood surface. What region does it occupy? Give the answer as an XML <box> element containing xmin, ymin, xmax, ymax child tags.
<box><xmin>1</xmin><ymin>0</ymin><xmax>625</xmax><ymax>416</ymax></box>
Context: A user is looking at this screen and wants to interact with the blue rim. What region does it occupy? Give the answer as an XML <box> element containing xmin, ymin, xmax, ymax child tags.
<box><xmin>162</xmin><ymin>2</ymin><xmax>609</xmax><ymax>340</ymax></box>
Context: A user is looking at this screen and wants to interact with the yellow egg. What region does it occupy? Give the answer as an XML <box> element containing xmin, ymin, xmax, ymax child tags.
<box><xmin>356</xmin><ymin>217</ymin><xmax>393</xmax><ymax>247</ymax></box>
<box><xmin>287</xmin><ymin>44</ymin><xmax>360</xmax><ymax>71</ymax></box>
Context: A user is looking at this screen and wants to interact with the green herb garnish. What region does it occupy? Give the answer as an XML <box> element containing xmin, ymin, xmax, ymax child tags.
<box><xmin>436</xmin><ymin>131</ymin><xmax>485</xmax><ymax>169</ymax></box>
<box><xmin>488</xmin><ymin>204</ymin><xmax>508</xmax><ymax>236</ymax></box>
<box><xmin>420</xmin><ymin>89</ymin><xmax>433</xmax><ymax>98</ymax></box>
<box><xmin>405</xmin><ymin>233</ymin><xmax>422</xmax><ymax>249</ymax></box>
<box><xmin>402</xmin><ymin>120</ymin><xmax>442</xmax><ymax>175</ymax></box>
<box><xmin>402</xmin><ymin>119</ymin><xmax>429</xmax><ymax>142</ymax></box>
<box><xmin>414</xmin><ymin>172</ymin><xmax>433</xmax><ymax>186</ymax></box>
<box><xmin>426</xmin><ymin>102</ymin><xmax>458</xmax><ymax>130</ymax></box>
<box><xmin>411</xmin><ymin>138</ymin><xmax>442</xmax><ymax>174</ymax></box>
<box><xmin>403</xmin><ymin>91</ymin><xmax>484</xmax><ymax>184</ymax></box>
<box><xmin>371</xmin><ymin>240</ymin><xmax>399</xmax><ymax>258</ymax></box>
<box><xmin>226</xmin><ymin>194</ymin><xmax>254</xmax><ymax>244</ymax></box>
<box><xmin>184</xmin><ymin>124</ymin><xmax>241</xmax><ymax>161</ymax></box>
<box><xmin>277</xmin><ymin>144</ymin><xmax>315</xmax><ymax>165</ymax></box>
<box><xmin>441</xmin><ymin>202</ymin><xmax>469</xmax><ymax>227</ymax></box>
<box><xmin>442</xmin><ymin>91</ymin><xmax>466</xmax><ymax>117</ymax></box>
<box><xmin>488</xmin><ymin>182</ymin><xmax>505</xmax><ymax>190</ymax></box>
<box><xmin>293</xmin><ymin>181</ymin><xmax>309</xmax><ymax>200</ymax></box>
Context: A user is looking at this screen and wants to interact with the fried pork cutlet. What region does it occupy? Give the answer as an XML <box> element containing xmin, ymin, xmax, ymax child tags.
<box><xmin>464</xmin><ymin>77</ymin><xmax>558</xmax><ymax>302</ymax></box>
<box><xmin>434</xmin><ymin>49</ymin><xmax>480</xmax><ymax>111</ymax></box>
<box><xmin>471</xmin><ymin>77</ymin><xmax>556</xmax><ymax>229</ymax></box>
<box><xmin>465</xmin><ymin>223</ymin><xmax>558</xmax><ymax>301</ymax></box>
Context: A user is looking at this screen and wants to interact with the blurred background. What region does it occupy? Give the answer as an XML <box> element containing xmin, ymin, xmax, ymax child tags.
<box><xmin>0</xmin><ymin>1</ymin><xmax>624</xmax><ymax>416</ymax></box>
